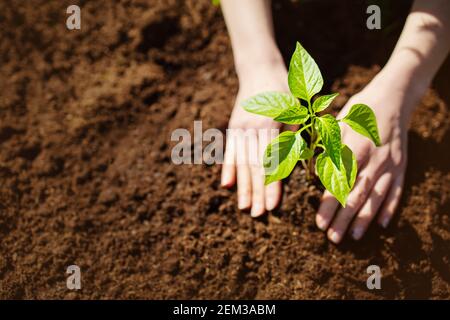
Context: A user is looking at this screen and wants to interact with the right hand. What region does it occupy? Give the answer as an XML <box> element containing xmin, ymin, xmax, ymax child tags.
<box><xmin>221</xmin><ymin>61</ymin><xmax>291</xmax><ymax>217</ymax></box>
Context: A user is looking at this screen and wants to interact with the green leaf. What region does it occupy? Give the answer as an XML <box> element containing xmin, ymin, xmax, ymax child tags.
<box><xmin>263</xmin><ymin>131</ymin><xmax>307</xmax><ymax>185</ymax></box>
<box><xmin>288</xmin><ymin>42</ymin><xmax>323</xmax><ymax>101</ymax></box>
<box><xmin>341</xmin><ymin>144</ymin><xmax>357</xmax><ymax>189</ymax></box>
<box><xmin>342</xmin><ymin>104</ymin><xmax>381</xmax><ymax>146</ymax></box>
<box><xmin>316</xmin><ymin>152</ymin><xmax>349</xmax><ymax>207</ymax></box>
<box><xmin>242</xmin><ymin>91</ymin><xmax>300</xmax><ymax>119</ymax></box>
<box><xmin>316</xmin><ymin>145</ymin><xmax>358</xmax><ymax>207</ymax></box>
<box><xmin>299</xmin><ymin>147</ymin><xmax>314</xmax><ymax>160</ymax></box>
<box><xmin>312</xmin><ymin>93</ymin><xmax>339</xmax><ymax>113</ymax></box>
<box><xmin>315</xmin><ymin>115</ymin><xmax>341</xmax><ymax>167</ymax></box>
<box><xmin>274</xmin><ymin>105</ymin><xmax>309</xmax><ymax>125</ymax></box>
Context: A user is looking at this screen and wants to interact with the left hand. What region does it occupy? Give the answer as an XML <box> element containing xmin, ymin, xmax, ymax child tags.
<box><xmin>315</xmin><ymin>72</ymin><xmax>422</xmax><ymax>244</ymax></box>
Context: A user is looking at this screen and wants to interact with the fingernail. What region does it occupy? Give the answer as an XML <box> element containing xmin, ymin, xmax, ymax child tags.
<box><xmin>266</xmin><ymin>197</ymin><xmax>277</xmax><ymax>211</ymax></box>
<box><xmin>381</xmin><ymin>217</ymin><xmax>391</xmax><ymax>228</ymax></box>
<box><xmin>352</xmin><ymin>227</ymin><xmax>364</xmax><ymax>240</ymax></box>
<box><xmin>251</xmin><ymin>204</ymin><xmax>264</xmax><ymax>217</ymax></box>
<box><xmin>238</xmin><ymin>196</ymin><xmax>249</xmax><ymax>210</ymax></box>
<box><xmin>316</xmin><ymin>215</ymin><xmax>328</xmax><ymax>231</ymax></box>
<box><xmin>329</xmin><ymin>230</ymin><xmax>342</xmax><ymax>244</ymax></box>
<box><xmin>221</xmin><ymin>177</ymin><xmax>231</xmax><ymax>188</ymax></box>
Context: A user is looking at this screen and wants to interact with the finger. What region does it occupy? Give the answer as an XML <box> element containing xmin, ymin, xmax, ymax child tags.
<box><xmin>350</xmin><ymin>172</ymin><xmax>393</xmax><ymax>240</ymax></box>
<box><xmin>258</xmin><ymin>128</ymin><xmax>282</xmax><ymax>211</ymax></box>
<box><xmin>327</xmin><ymin>172</ymin><xmax>376</xmax><ymax>244</ymax></box>
<box><xmin>377</xmin><ymin>172</ymin><xmax>405</xmax><ymax>228</ymax></box>
<box><xmin>283</xmin><ymin>124</ymin><xmax>299</xmax><ymax>132</ymax></box>
<box><xmin>341</xmin><ymin>129</ymin><xmax>371</xmax><ymax>169</ymax></box>
<box><xmin>221</xmin><ymin>131</ymin><xmax>236</xmax><ymax>188</ymax></box>
<box><xmin>265</xmin><ymin>181</ymin><xmax>281</xmax><ymax>211</ymax></box>
<box><xmin>248</xmin><ymin>129</ymin><xmax>265</xmax><ymax>217</ymax></box>
<box><xmin>236</xmin><ymin>133</ymin><xmax>252</xmax><ymax>210</ymax></box>
<box><xmin>316</xmin><ymin>191</ymin><xmax>339</xmax><ymax>230</ymax></box>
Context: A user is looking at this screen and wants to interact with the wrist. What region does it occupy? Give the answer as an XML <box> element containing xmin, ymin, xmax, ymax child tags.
<box><xmin>369</xmin><ymin>53</ymin><xmax>430</xmax><ymax>119</ymax></box>
<box><xmin>233</xmin><ymin>41</ymin><xmax>286</xmax><ymax>80</ymax></box>
<box><xmin>381</xmin><ymin>50</ymin><xmax>431</xmax><ymax>99</ymax></box>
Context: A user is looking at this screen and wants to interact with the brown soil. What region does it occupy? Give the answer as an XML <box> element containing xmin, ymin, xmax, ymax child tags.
<box><xmin>0</xmin><ymin>0</ymin><xmax>449</xmax><ymax>299</ymax></box>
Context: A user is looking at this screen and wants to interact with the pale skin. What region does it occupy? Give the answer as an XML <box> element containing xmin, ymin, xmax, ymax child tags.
<box><xmin>220</xmin><ymin>0</ymin><xmax>450</xmax><ymax>243</ymax></box>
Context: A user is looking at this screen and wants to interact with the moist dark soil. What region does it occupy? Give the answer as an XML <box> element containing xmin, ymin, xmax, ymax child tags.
<box><xmin>0</xmin><ymin>0</ymin><xmax>448</xmax><ymax>299</ymax></box>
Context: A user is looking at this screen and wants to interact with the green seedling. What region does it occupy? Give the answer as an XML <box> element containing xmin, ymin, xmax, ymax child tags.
<box><xmin>242</xmin><ymin>42</ymin><xmax>381</xmax><ymax>206</ymax></box>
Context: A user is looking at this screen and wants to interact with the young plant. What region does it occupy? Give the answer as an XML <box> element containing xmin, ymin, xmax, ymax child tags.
<box><xmin>242</xmin><ymin>42</ymin><xmax>381</xmax><ymax>206</ymax></box>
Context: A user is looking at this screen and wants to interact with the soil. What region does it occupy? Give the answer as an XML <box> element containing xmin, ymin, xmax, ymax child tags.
<box><xmin>0</xmin><ymin>0</ymin><xmax>449</xmax><ymax>299</ymax></box>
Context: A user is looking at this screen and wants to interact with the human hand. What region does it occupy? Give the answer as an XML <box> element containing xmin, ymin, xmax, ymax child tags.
<box><xmin>315</xmin><ymin>71</ymin><xmax>424</xmax><ymax>243</ymax></box>
<box><xmin>221</xmin><ymin>61</ymin><xmax>291</xmax><ymax>217</ymax></box>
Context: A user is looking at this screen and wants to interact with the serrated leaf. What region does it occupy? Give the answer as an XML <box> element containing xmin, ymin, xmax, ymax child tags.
<box><xmin>312</xmin><ymin>93</ymin><xmax>339</xmax><ymax>113</ymax></box>
<box><xmin>263</xmin><ymin>131</ymin><xmax>307</xmax><ymax>185</ymax></box>
<box><xmin>341</xmin><ymin>144</ymin><xmax>357</xmax><ymax>189</ymax></box>
<box><xmin>342</xmin><ymin>104</ymin><xmax>381</xmax><ymax>146</ymax></box>
<box><xmin>242</xmin><ymin>91</ymin><xmax>299</xmax><ymax>118</ymax></box>
<box><xmin>316</xmin><ymin>152</ymin><xmax>349</xmax><ymax>207</ymax></box>
<box><xmin>274</xmin><ymin>105</ymin><xmax>309</xmax><ymax>125</ymax></box>
<box><xmin>288</xmin><ymin>42</ymin><xmax>323</xmax><ymax>101</ymax></box>
<box><xmin>315</xmin><ymin>114</ymin><xmax>341</xmax><ymax>167</ymax></box>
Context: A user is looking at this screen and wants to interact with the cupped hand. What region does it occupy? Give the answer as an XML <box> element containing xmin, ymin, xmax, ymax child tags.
<box><xmin>316</xmin><ymin>76</ymin><xmax>419</xmax><ymax>243</ymax></box>
<box><xmin>221</xmin><ymin>63</ymin><xmax>291</xmax><ymax>217</ymax></box>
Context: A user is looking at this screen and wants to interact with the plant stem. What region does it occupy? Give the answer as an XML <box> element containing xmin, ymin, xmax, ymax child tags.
<box><xmin>308</xmin><ymin>158</ymin><xmax>314</xmax><ymax>175</ymax></box>
<box><xmin>306</xmin><ymin>99</ymin><xmax>313</xmax><ymax>115</ymax></box>
<box><xmin>298</xmin><ymin>123</ymin><xmax>312</xmax><ymax>134</ymax></box>
<box><xmin>303</xmin><ymin>99</ymin><xmax>316</xmax><ymax>180</ymax></box>
<box><xmin>301</xmin><ymin>160</ymin><xmax>310</xmax><ymax>180</ymax></box>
